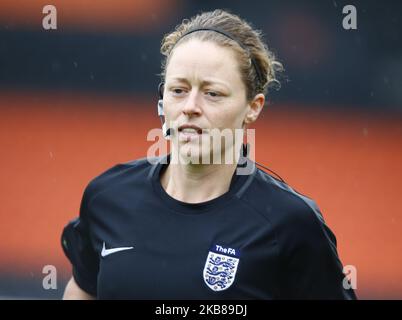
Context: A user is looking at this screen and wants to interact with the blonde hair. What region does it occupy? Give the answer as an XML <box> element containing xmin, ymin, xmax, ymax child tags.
<box><xmin>160</xmin><ymin>9</ymin><xmax>283</xmax><ymax>101</ymax></box>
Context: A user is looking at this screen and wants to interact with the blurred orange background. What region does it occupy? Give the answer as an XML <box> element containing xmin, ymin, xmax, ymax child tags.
<box><xmin>1</xmin><ymin>90</ymin><xmax>401</xmax><ymax>298</ymax></box>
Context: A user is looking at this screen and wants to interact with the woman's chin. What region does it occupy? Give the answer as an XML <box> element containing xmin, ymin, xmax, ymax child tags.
<box><xmin>178</xmin><ymin>145</ymin><xmax>210</xmax><ymax>165</ymax></box>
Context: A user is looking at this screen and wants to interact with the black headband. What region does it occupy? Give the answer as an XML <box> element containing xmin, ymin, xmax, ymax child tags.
<box><xmin>173</xmin><ymin>27</ymin><xmax>264</xmax><ymax>86</ymax></box>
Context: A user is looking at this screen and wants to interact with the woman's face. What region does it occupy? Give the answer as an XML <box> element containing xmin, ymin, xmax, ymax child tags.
<box><xmin>163</xmin><ymin>39</ymin><xmax>264</xmax><ymax>164</ymax></box>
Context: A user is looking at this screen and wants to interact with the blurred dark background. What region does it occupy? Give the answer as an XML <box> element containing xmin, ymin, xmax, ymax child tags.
<box><xmin>0</xmin><ymin>0</ymin><xmax>401</xmax><ymax>299</ymax></box>
<box><xmin>1</xmin><ymin>0</ymin><xmax>401</xmax><ymax>111</ymax></box>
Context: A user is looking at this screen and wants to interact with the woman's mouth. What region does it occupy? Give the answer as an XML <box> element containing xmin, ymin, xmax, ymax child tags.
<box><xmin>178</xmin><ymin>125</ymin><xmax>204</xmax><ymax>142</ymax></box>
<box><xmin>179</xmin><ymin>128</ymin><xmax>202</xmax><ymax>142</ymax></box>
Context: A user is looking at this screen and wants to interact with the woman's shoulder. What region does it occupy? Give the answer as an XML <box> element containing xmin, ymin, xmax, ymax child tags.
<box><xmin>82</xmin><ymin>156</ymin><xmax>160</xmax><ymax>203</ymax></box>
<box><xmin>244</xmin><ymin>168</ymin><xmax>331</xmax><ymax>238</ymax></box>
<box><xmin>240</xmin><ymin>168</ymin><xmax>338</xmax><ymax>256</ymax></box>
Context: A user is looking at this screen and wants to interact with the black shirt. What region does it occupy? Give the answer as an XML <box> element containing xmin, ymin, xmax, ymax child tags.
<box><xmin>61</xmin><ymin>154</ymin><xmax>356</xmax><ymax>299</ymax></box>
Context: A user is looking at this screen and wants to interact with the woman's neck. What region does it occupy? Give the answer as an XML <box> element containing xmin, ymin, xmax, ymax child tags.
<box><xmin>160</xmin><ymin>159</ymin><xmax>238</xmax><ymax>204</ymax></box>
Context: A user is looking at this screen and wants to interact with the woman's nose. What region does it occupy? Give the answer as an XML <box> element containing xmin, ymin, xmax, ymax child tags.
<box><xmin>182</xmin><ymin>90</ymin><xmax>202</xmax><ymax>117</ymax></box>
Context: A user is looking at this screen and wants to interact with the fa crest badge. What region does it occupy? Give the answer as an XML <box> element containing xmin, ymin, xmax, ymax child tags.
<box><xmin>203</xmin><ymin>244</ymin><xmax>240</xmax><ymax>292</ymax></box>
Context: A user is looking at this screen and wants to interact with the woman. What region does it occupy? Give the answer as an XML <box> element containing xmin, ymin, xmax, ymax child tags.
<box><xmin>61</xmin><ymin>9</ymin><xmax>356</xmax><ymax>300</ymax></box>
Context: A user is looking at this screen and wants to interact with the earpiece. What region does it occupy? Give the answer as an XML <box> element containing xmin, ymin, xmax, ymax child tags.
<box><xmin>158</xmin><ymin>82</ymin><xmax>164</xmax><ymax>100</ymax></box>
<box><xmin>157</xmin><ymin>82</ymin><xmax>171</xmax><ymax>139</ymax></box>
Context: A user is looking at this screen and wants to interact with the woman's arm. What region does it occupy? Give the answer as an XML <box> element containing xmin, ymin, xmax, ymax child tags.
<box><xmin>63</xmin><ymin>277</ymin><xmax>96</xmax><ymax>300</ymax></box>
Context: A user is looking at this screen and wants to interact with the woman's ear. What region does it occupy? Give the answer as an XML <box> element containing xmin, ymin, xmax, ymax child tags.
<box><xmin>244</xmin><ymin>93</ymin><xmax>265</xmax><ymax>124</ymax></box>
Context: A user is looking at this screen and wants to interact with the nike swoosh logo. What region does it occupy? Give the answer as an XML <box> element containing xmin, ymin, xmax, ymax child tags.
<box><xmin>101</xmin><ymin>242</ymin><xmax>134</xmax><ymax>257</ymax></box>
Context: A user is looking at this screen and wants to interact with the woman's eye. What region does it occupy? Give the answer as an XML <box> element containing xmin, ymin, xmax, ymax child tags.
<box><xmin>206</xmin><ymin>91</ymin><xmax>220</xmax><ymax>97</ymax></box>
<box><xmin>172</xmin><ymin>88</ymin><xmax>183</xmax><ymax>94</ymax></box>
<box><xmin>169</xmin><ymin>87</ymin><xmax>187</xmax><ymax>95</ymax></box>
